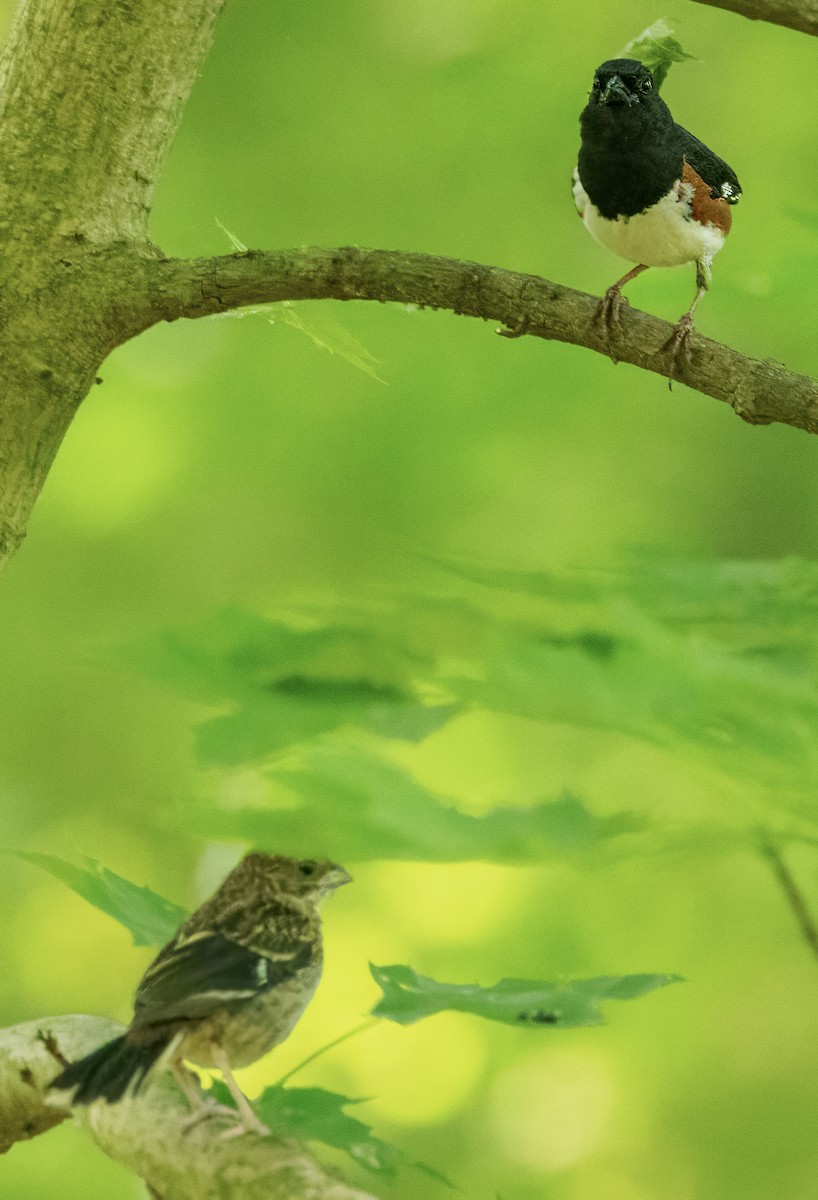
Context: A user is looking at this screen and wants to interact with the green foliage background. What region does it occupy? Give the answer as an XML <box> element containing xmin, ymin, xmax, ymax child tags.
<box><xmin>2</xmin><ymin>2</ymin><xmax>818</xmax><ymax>1198</ymax></box>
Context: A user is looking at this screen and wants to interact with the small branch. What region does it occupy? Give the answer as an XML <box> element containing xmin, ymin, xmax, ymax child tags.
<box><xmin>759</xmin><ymin>833</ymin><xmax>818</xmax><ymax>963</ymax></box>
<box><xmin>141</xmin><ymin>246</ymin><xmax>818</xmax><ymax>436</ymax></box>
<box><xmin>691</xmin><ymin>0</ymin><xmax>818</xmax><ymax>36</ymax></box>
<box><xmin>0</xmin><ymin>1015</ymin><xmax>379</xmax><ymax>1200</ymax></box>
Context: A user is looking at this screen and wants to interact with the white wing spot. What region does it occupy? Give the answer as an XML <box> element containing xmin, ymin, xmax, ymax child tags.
<box><xmin>255</xmin><ymin>958</ymin><xmax>269</xmax><ymax>987</ymax></box>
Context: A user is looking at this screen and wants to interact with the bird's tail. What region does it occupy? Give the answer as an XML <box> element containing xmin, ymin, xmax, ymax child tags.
<box><xmin>49</xmin><ymin>1034</ymin><xmax>167</xmax><ymax>1104</ymax></box>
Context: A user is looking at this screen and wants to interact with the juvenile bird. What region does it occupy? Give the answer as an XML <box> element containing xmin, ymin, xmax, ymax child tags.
<box><xmin>49</xmin><ymin>853</ymin><xmax>351</xmax><ymax>1136</ymax></box>
<box><xmin>573</xmin><ymin>58</ymin><xmax>741</xmax><ymax>376</ymax></box>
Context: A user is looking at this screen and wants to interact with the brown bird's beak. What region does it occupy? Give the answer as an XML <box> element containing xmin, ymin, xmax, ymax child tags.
<box><xmin>324</xmin><ymin>864</ymin><xmax>353</xmax><ymax>889</ymax></box>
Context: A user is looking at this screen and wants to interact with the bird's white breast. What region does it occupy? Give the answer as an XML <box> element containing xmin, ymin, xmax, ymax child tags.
<box><xmin>572</xmin><ymin>173</ymin><xmax>725</xmax><ymax>269</ymax></box>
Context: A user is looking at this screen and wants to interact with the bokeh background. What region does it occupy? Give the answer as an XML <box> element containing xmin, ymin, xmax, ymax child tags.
<box><xmin>2</xmin><ymin>2</ymin><xmax>818</xmax><ymax>1198</ymax></box>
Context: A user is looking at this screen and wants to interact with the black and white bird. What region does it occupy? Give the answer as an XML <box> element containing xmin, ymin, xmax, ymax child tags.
<box><xmin>573</xmin><ymin>58</ymin><xmax>741</xmax><ymax>373</ymax></box>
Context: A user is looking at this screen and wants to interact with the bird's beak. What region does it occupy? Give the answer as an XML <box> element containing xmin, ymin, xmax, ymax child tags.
<box><xmin>325</xmin><ymin>864</ymin><xmax>353</xmax><ymax>889</ymax></box>
<box><xmin>600</xmin><ymin>75</ymin><xmax>632</xmax><ymax>106</ymax></box>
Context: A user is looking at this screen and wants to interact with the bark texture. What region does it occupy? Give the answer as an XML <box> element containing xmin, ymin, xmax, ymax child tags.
<box><xmin>146</xmin><ymin>247</ymin><xmax>818</xmax><ymax>435</ymax></box>
<box><xmin>0</xmin><ymin>0</ymin><xmax>224</xmax><ymax>566</ymax></box>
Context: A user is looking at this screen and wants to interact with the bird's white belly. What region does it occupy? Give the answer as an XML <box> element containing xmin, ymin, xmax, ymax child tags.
<box><xmin>581</xmin><ymin>185</ymin><xmax>725</xmax><ymax>268</ymax></box>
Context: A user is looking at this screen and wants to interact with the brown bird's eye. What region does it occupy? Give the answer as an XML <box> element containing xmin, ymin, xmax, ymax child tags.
<box><xmin>299</xmin><ymin>861</ymin><xmax>316</xmax><ymax>876</ymax></box>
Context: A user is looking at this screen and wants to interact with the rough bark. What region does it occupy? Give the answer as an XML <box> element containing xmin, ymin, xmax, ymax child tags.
<box><xmin>144</xmin><ymin>246</ymin><xmax>818</xmax><ymax>434</ymax></box>
<box><xmin>0</xmin><ymin>1015</ymin><xmax>378</xmax><ymax>1200</ymax></box>
<box><xmin>0</xmin><ymin>0</ymin><xmax>224</xmax><ymax>567</ymax></box>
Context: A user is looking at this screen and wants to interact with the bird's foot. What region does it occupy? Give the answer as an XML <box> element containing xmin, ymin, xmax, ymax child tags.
<box><xmin>594</xmin><ymin>286</ymin><xmax>626</xmax><ymax>364</ymax></box>
<box><xmin>663</xmin><ymin>313</ymin><xmax>695</xmax><ymax>390</ymax></box>
<box><xmin>180</xmin><ymin>1095</ymin><xmax>270</xmax><ymax>1138</ymax></box>
<box><xmin>217</xmin><ymin>1112</ymin><xmax>271</xmax><ymax>1141</ymax></box>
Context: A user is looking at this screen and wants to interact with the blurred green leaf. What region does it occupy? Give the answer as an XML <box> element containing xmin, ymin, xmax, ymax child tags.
<box><xmin>124</xmin><ymin>607</ymin><xmax>459</xmax><ymax>765</ymax></box>
<box><xmin>14</xmin><ymin>852</ymin><xmax>187</xmax><ymax>946</ymax></box>
<box><xmin>211</xmin><ymin>1080</ymin><xmax>451</xmax><ymax>1185</ymax></box>
<box><xmin>370</xmin><ymin>963</ymin><xmax>683</xmax><ymax>1026</ymax></box>
<box><xmin>430</xmin><ymin>554</ymin><xmax>818</xmax><ymax>830</ymax></box>
<box><xmin>214</xmin><ymin>217</ymin><xmax>248</xmax><ymax>253</ymax></box>
<box><xmin>619</xmin><ymin>19</ymin><xmax>695</xmax><ymax>89</ymax></box>
<box><xmin>185</xmin><ymin>745</ymin><xmax>646</xmax><ymax>861</ymax></box>
<box><xmin>276</xmin><ymin>302</ymin><xmax>387</xmax><ymax>383</ymax></box>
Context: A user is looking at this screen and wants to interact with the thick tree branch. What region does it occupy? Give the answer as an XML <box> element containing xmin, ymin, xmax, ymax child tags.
<box><xmin>141</xmin><ymin>246</ymin><xmax>818</xmax><ymax>435</ymax></box>
<box><xmin>0</xmin><ymin>1015</ymin><xmax>379</xmax><ymax>1200</ymax></box>
<box><xmin>0</xmin><ymin>0</ymin><xmax>225</xmax><ymax>568</ymax></box>
<box><xmin>0</xmin><ymin>0</ymin><xmax>225</xmax><ymax>246</ymax></box>
<box><xmin>691</xmin><ymin>0</ymin><xmax>818</xmax><ymax>36</ymax></box>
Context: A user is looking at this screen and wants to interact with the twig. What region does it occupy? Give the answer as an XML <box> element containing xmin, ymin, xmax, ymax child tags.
<box><xmin>691</xmin><ymin>0</ymin><xmax>818</xmax><ymax>37</ymax></box>
<box><xmin>758</xmin><ymin>832</ymin><xmax>818</xmax><ymax>962</ymax></box>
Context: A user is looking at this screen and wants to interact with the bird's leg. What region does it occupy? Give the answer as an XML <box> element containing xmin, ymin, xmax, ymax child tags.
<box><xmin>664</xmin><ymin>258</ymin><xmax>710</xmax><ymax>388</ymax></box>
<box><xmin>173</xmin><ymin>1063</ymin><xmax>204</xmax><ymax>1110</ymax></box>
<box><xmin>168</xmin><ymin>1056</ymin><xmax>252</xmax><ymax>1134</ymax></box>
<box><xmin>169</xmin><ymin>1058</ymin><xmax>239</xmax><ymax>1132</ymax></box>
<box><xmin>211</xmin><ymin>1047</ymin><xmax>271</xmax><ymax>1139</ymax></box>
<box><xmin>595</xmin><ymin>263</ymin><xmax>649</xmax><ymax>363</ymax></box>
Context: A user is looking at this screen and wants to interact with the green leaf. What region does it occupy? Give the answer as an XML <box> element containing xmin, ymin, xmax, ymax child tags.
<box><xmin>430</xmin><ymin>553</ymin><xmax>818</xmax><ymax>831</ymax></box>
<box><xmin>214</xmin><ymin>217</ymin><xmax>248</xmax><ymax>253</ymax></box>
<box><xmin>619</xmin><ymin>20</ymin><xmax>695</xmax><ymax>90</ymax></box>
<box><xmin>185</xmin><ymin>745</ymin><xmax>646</xmax><ymax>862</ymax></box>
<box><xmin>276</xmin><ymin>303</ymin><xmax>386</xmax><ymax>383</ymax></box>
<box><xmin>125</xmin><ymin>608</ymin><xmax>458</xmax><ymax>765</ymax></box>
<box><xmin>13</xmin><ymin>852</ymin><xmax>188</xmax><ymax>946</ymax></box>
<box><xmin>212</xmin><ymin>1081</ymin><xmax>451</xmax><ymax>1185</ymax></box>
<box><xmin>370</xmin><ymin>963</ymin><xmax>682</xmax><ymax>1026</ymax></box>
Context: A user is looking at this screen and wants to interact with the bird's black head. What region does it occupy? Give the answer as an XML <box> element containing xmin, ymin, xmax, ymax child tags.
<box><xmin>590</xmin><ymin>59</ymin><xmax>656</xmax><ymax>107</ymax></box>
<box><xmin>580</xmin><ymin>59</ymin><xmax>673</xmax><ymax>146</ymax></box>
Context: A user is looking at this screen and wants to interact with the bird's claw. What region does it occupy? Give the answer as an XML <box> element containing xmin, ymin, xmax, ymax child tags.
<box><xmin>663</xmin><ymin>313</ymin><xmax>695</xmax><ymax>389</ymax></box>
<box><xmin>217</xmin><ymin>1115</ymin><xmax>271</xmax><ymax>1141</ymax></box>
<box><xmin>180</xmin><ymin>1096</ymin><xmax>270</xmax><ymax>1139</ymax></box>
<box><xmin>594</xmin><ymin>286</ymin><xmax>627</xmax><ymax>364</ymax></box>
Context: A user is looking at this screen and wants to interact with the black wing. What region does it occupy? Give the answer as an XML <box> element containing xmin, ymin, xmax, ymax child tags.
<box><xmin>675</xmin><ymin>124</ymin><xmax>741</xmax><ymax>204</ymax></box>
<box><xmin>132</xmin><ymin>932</ymin><xmax>314</xmax><ymax>1025</ymax></box>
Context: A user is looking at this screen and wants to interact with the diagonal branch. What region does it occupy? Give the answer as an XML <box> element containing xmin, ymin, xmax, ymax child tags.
<box><xmin>758</xmin><ymin>833</ymin><xmax>818</xmax><ymax>963</ymax></box>
<box><xmin>0</xmin><ymin>1014</ymin><xmax>379</xmax><ymax>1200</ymax></box>
<box><xmin>691</xmin><ymin>0</ymin><xmax>818</xmax><ymax>35</ymax></box>
<box><xmin>139</xmin><ymin>245</ymin><xmax>818</xmax><ymax>436</ymax></box>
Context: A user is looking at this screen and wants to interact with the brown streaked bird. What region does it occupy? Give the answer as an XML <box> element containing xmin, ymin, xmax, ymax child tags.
<box><xmin>572</xmin><ymin>58</ymin><xmax>741</xmax><ymax>376</ymax></box>
<box><xmin>49</xmin><ymin>853</ymin><xmax>352</xmax><ymax>1135</ymax></box>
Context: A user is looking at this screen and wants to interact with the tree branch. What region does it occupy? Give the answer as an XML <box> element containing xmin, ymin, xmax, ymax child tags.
<box><xmin>0</xmin><ymin>0</ymin><xmax>225</xmax><ymax>245</ymax></box>
<box><xmin>691</xmin><ymin>0</ymin><xmax>818</xmax><ymax>36</ymax></box>
<box><xmin>142</xmin><ymin>246</ymin><xmax>818</xmax><ymax>435</ymax></box>
<box><xmin>0</xmin><ymin>1015</ymin><xmax>379</xmax><ymax>1200</ymax></box>
<box><xmin>0</xmin><ymin>0</ymin><xmax>225</xmax><ymax>568</ymax></box>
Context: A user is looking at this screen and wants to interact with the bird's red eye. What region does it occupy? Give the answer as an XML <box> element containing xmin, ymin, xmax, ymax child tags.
<box><xmin>639</xmin><ymin>77</ymin><xmax>653</xmax><ymax>93</ymax></box>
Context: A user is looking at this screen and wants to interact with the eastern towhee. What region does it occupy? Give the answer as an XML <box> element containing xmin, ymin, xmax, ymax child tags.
<box><xmin>573</xmin><ymin>58</ymin><xmax>741</xmax><ymax>376</ymax></box>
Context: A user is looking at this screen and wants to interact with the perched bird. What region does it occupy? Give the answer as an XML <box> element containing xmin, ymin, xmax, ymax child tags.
<box><xmin>49</xmin><ymin>853</ymin><xmax>351</xmax><ymax>1136</ymax></box>
<box><xmin>573</xmin><ymin>58</ymin><xmax>741</xmax><ymax>375</ymax></box>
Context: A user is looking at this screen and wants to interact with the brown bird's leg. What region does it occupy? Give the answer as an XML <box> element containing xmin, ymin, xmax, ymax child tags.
<box><xmin>595</xmin><ymin>263</ymin><xmax>649</xmax><ymax>363</ymax></box>
<box><xmin>211</xmin><ymin>1046</ymin><xmax>271</xmax><ymax>1139</ymax></box>
<box><xmin>664</xmin><ymin>258</ymin><xmax>709</xmax><ymax>388</ymax></box>
<box><xmin>169</xmin><ymin>1053</ymin><xmax>252</xmax><ymax>1134</ymax></box>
